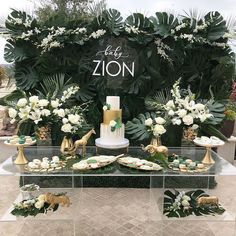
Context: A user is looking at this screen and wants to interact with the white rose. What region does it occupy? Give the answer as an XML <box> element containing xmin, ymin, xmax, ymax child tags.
<box><xmin>38</xmin><ymin>99</ymin><xmax>49</xmax><ymax>107</ymax></box>
<box><xmin>41</xmin><ymin>109</ymin><xmax>51</xmax><ymax>116</ymax></box>
<box><xmin>191</xmin><ymin>124</ymin><xmax>199</xmax><ymax>130</ymax></box>
<box><xmin>172</xmin><ymin>118</ymin><xmax>181</xmax><ymax>125</ymax></box>
<box><xmin>182</xmin><ymin>195</ymin><xmax>191</xmax><ymax>201</ymax></box>
<box><xmin>61</xmin><ymin>123</ymin><xmax>73</xmax><ymax>133</ymax></box>
<box><xmin>181</xmin><ymin>199</ymin><xmax>190</xmax><ymax>207</ymax></box>
<box><xmin>62</xmin><ymin>118</ymin><xmax>68</xmax><ymax>124</ymax></box>
<box><xmin>166</xmin><ymin>100</ymin><xmax>175</xmax><ymax>109</ymax></box>
<box><xmin>8</xmin><ymin>108</ymin><xmax>17</xmax><ymax>118</ymax></box>
<box><xmin>145</xmin><ymin>118</ymin><xmax>153</xmax><ymax>127</ymax></box>
<box><xmin>103</xmin><ymin>105</ymin><xmax>108</xmax><ymax>111</ymax></box>
<box><xmin>68</xmin><ymin>114</ymin><xmax>80</xmax><ymax>125</ymax></box>
<box><xmin>183</xmin><ymin>115</ymin><xmax>194</xmax><ymax>126</ymax></box>
<box><xmin>51</xmin><ymin>100</ymin><xmax>59</xmax><ymax>108</ymax></box>
<box><xmin>168</xmin><ymin>110</ymin><xmax>175</xmax><ymax>116</ymax></box>
<box><xmin>177</xmin><ymin>109</ymin><xmax>187</xmax><ymax>118</ymax></box>
<box><xmin>155</xmin><ymin>117</ymin><xmax>166</xmax><ymax>125</ymax></box>
<box><xmin>55</xmin><ymin>109</ymin><xmax>65</xmax><ymax>118</ymax></box>
<box><xmin>37</xmin><ymin>194</ymin><xmax>46</xmax><ymax>202</ymax></box>
<box><xmin>35</xmin><ymin>200</ymin><xmax>44</xmax><ymax>209</ymax></box>
<box><xmin>29</xmin><ymin>96</ymin><xmax>39</xmax><ymax>104</ymax></box>
<box><xmin>153</xmin><ymin>124</ymin><xmax>166</xmax><ymax>136</ymax></box>
<box><xmin>109</xmin><ymin>120</ymin><xmax>116</xmax><ymax>127</ymax></box>
<box><xmin>17</xmin><ymin>98</ymin><xmax>28</xmax><ymax>107</ymax></box>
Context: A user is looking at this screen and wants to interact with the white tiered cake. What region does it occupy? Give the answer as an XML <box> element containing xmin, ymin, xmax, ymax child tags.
<box><xmin>95</xmin><ymin>96</ymin><xmax>129</xmax><ymax>149</ymax></box>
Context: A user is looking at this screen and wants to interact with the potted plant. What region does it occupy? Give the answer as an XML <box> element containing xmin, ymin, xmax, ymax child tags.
<box><xmin>220</xmin><ymin>107</ymin><xmax>236</xmax><ymax>138</ymax></box>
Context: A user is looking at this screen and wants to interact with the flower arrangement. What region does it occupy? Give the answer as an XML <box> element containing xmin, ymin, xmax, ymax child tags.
<box><xmin>164</xmin><ymin>189</ymin><xmax>225</xmax><ymax>218</ymax></box>
<box><xmin>164</xmin><ymin>79</ymin><xmax>213</xmax><ymax>127</ymax></box>
<box><xmin>144</xmin><ymin>117</ymin><xmax>167</xmax><ymax>138</ymax></box>
<box><xmin>7</xmin><ymin>85</ymin><xmax>86</xmax><ymax>138</ymax></box>
<box><xmin>109</xmin><ymin>117</ymin><xmax>122</xmax><ymax>132</ymax></box>
<box><xmin>11</xmin><ymin>192</ymin><xmax>69</xmax><ymax>217</ymax></box>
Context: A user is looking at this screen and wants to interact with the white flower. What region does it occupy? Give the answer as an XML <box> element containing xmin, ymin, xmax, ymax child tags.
<box><xmin>61</xmin><ymin>123</ymin><xmax>73</xmax><ymax>133</ymax></box>
<box><xmin>191</xmin><ymin>124</ymin><xmax>199</xmax><ymax>130</ymax></box>
<box><xmin>182</xmin><ymin>195</ymin><xmax>191</xmax><ymax>201</ymax></box>
<box><xmin>51</xmin><ymin>100</ymin><xmax>59</xmax><ymax>108</ymax></box>
<box><xmin>177</xmin><ymin>109</ymin><xmax>187</xmax><ymax>118</ymax></box>
<box><xmin>166</xmin><ymin>100</ymin><xmax>175</xmax><ymax>109</ymax></box>
<box><xmin>62</xmin><ymin>118</ymin><xmax>68</xmax><ymax>124</ymax></box>
<box><xmin>90</xmin><ymin>29</ymin><xmax>106</xmax><ymax>39</ymax></box>
<box><xmin>41</xmin><ymin>109</ymin><xmax>51</xmax><ymax>117</ymax></box>
<box><xmin>38</xmin><ymin>99</ymin><xmax>49</xmax><ymax>107</ymax></box>
<box><xmin>183</xmin><ymin>115</ymin><xmax>194</xmax><ymax>126</ymax></box>
<box><xmin>54</xmin><ymin>109</ymin><xmax>65</xmax><ymax>118</ymax></box>
<box><xmin>168</xmin><ymin>110</ymin><xmax>175</xmax><ymax>116</ymax></box>
<box><xmin>19</xmin><ymin>106</ymin><xmax>31</xmax><ymax>119</ymax></box>
<box><xmin>172</xmin><ymin>118</ymin><xmax>181</xmax><ymax>125</ymax></box>
<box><xmin>194</xmin><ymin>103</ymin><xmax>205</xmax><ymax>111</ymax></box>
<box><xmin>17</xmin><ymin>98</ymin><xmax>28</xmax><ymax>107</ymax></box>
<box><xmin>103</xmin><ymin>105</ymin><xmax>108</xmax><ymax>111</ymax></box>
<box><xmin>8</xmin><ymin>108</ymin><xmax>17</xmax><ymax>118</ymax></box>
<box><xmin>155</xmin><ymin>117</ymin><xmax>166</xmax><ymax>125</ymax></box>
<box><xmin>109</xmin><ymin>120</ymin><xmax>116</xmax><ymax>127</ymax></box>
<box><xmin>68</xmin><ymin>114</ymin><xmax>81</xmax><ymax>125</ymax></box>
<box><xmin>35</xmin><ymin>200</ymin><xmax>44</xmax><ymax>209</ymax></box>
<box><xmin>29</xmin><ymin>96</ymin><xmax>39</xmax><ymax>104</ymax></box>
<box><xmin>37</xmin><ymin>194</ymin><xmax>46</xmax><ymax>202</ymax></box>
<box><xmin>153</xmin><ymin>124</ymin><xmax>166</xmax><ymax>136</ymax></box>
<box><xmin>49</xmin><ymin>41</ymin><xmax>61</xmax><ymax>48</ymax></box>
<box><xmin>145</xmin><ymin>118</ymin><xmax>153</xmax><ymax>127</ymax></box>
<box><xmin>181</xmin><ymin>199</ymin><xmax>190</xmax><ymax>207</ymax></box>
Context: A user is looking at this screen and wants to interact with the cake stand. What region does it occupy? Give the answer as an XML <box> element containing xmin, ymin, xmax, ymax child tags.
<box><xmin>4</xmin><ymin>140</ymin><xmax>37</xmax><ymax>165</ymax></box>
<box><xmin>95</xmin><ymin>138</ymin><xmax>129</xmax><ymax>153</ymax></box>
<box><xmin>193</xmin><ymin>140</ymin><xmax>225</xmax><ymax>165</ymax></box>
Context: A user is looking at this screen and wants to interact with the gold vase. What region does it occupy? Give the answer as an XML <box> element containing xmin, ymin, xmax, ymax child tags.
<box><xmin>60</xmin><ymin>136</ymin><xmax>76</xmax><ymax>156</ymax></box>
<box><xmin>35</xmin><ymin>125</ymin><xmax>52</xmax><ymax>146</ymax></box>
<box><xmin>151</xmin><ymin>136</ymin><xmax>162</xmax><ymax>147</ymax></box>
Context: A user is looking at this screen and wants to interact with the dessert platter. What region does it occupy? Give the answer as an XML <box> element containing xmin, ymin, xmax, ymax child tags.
<box><xmin>24</xmin><ymin>156</ymin><xmax>67</xmax><ymax>173</ymax></box>
<box><xmin>95</xmin><ymin>96</ymin><xmax>129</xmax><ymax>149</ymax></box>
<box><xmin>72</xmin><ymin>155</ymin><xmax>121</xmax><ymax>170</ymax></box>
<box><xmin>168</xmin><ymin>155</ymin><xmax>211</xmax><ymax>173</ymax></box>
<box><xmin>193</xmin><ymin>136</ymin><xmax>225</xmax><ymax>164</ymax></box>
<box><xmin>117</xmin><ymin>156</ymin><xmax>163</xmax><ymax>171</ymax></box>
<box><xmin>4</xmin><ymin>135</ymin><xmax>37</xmax><ymax>165</ymax></box>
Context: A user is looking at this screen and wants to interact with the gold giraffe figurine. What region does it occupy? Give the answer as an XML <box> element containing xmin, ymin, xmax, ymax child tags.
<box><xmin>60</xmin><ymin>136</ymin><xmax>76</xmax><ymax>157</ymax></box>
<box><xmin>74</xmin><ymin>129</ymin><xmax>96</xmax><ymax>156</ymax></box>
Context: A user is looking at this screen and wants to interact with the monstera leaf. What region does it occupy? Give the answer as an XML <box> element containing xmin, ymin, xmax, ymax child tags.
<box><xmin>204</xmin><ymin>11</ymin><xmax>227</xmax><ymax>41</ymax></box>
<box><xmin>0</xmin><ymin>89</ymin><xmax>26</xmax><ymax>106</ymax></box>
<box><xmin>4</xmin><ymin>41</ymin><xmax>28</xmax><ymax>63</ymax></box>
<box><xmin>15</xmin><ymin>66</ymin><xmax>40</xmax><ymax>90</ymax></box>
<box><xmin>102</xmin><ymin>9</ymin><xmax>123</xmax><ymax>35</ymax></box>
<box><xmin>205</xmin><ymin>100</ymin><xmax>225</xmax><ymax>125</ymax></box>
<box><xmin>126</xmin><ymin>112</ymin><xmax>157</xmax><ymax>141</ymax></box>
<box><xmin>125</xmin><ymin>13</ymin><xmax>153</xmax><ymax>31</ymax></box>
<box><xmin>150</xmin><ymin>12</ymin><xmax>178</xmax><ymax>37</ymax></box>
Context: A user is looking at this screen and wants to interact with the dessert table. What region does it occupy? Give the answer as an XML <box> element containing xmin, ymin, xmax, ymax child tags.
<box><xmin>0</xmin><ymin>146</ymin><xmax>236</xmax><ymax>235</ymax></box>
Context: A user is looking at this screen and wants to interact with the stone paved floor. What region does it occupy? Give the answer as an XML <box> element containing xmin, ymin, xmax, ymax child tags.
<box><xmin>0</xmin><ymin>142</ymin><xmax>236</xmax><ymax>236</ymax></box>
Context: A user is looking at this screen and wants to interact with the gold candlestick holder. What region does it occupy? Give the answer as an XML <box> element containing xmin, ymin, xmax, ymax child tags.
<box><xmin>4</xmin><ymin>140</ymin><xmax>36</xmax><ymax>165</ymax></box>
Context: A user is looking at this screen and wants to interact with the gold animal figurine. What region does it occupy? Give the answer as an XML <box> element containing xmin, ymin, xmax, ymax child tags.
<box><xmin>74</xmin><ymin>129</ymin><xmax>96</xmax><ymax>156</ymax></box>
<box><xmin>141</xmin><ymin>144</ymin><xmax>168</xmax><ymax>157</ymax></box>
<box><xmin>197</xmin><ymin>196</ymin><xmax>219</xmax><ymax>206</ymax></box>
<box><xmin>60</xmin><ymin>136</ymin><xmax>76</xmax><ymax>157</ymax></box>
<box><xmin>45</xmin><ymin>193</ymin><xmax>70</xmax><ymax>209</ymax></box>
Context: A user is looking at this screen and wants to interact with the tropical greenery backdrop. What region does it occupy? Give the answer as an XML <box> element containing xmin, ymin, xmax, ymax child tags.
<box><xmin>1</xmin><ymin>8</ymin><xmax>235</xmax><ymax>145</ymax></box>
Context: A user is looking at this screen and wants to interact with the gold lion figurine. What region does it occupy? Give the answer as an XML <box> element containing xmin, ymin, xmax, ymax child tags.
<box><xmin>45</xmin><ymin>193</ymin><xmax>70</xmax><ymax>209</ymax></box>
<box><xmin>197</xmin><ymin>196</ymin><xmax>219</xmax><ymax>206</ymax></box>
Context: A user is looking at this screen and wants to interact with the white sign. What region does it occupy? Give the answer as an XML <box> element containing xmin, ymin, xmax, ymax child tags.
<box><xmin>92</xmin><ymin>45</ymin><xmax>135</xmax><ymax>77</ymax></box>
